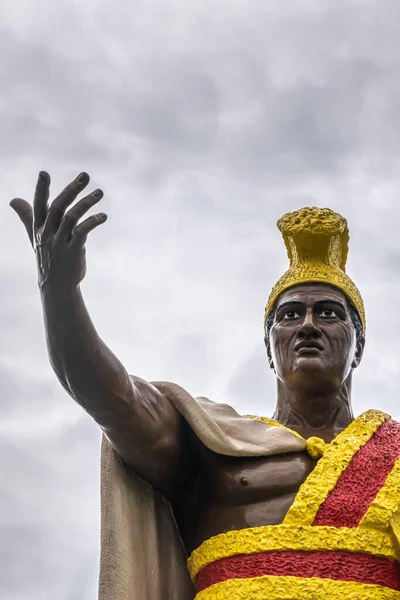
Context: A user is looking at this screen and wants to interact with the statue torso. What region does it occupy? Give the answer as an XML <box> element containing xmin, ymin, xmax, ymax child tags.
<box><xmin>172</xmin><ymin>427</ymin><xmax>332</xmax><ymax>554</ymax></box>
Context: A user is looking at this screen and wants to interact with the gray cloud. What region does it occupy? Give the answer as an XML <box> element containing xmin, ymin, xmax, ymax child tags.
<box><xmin>2</xmin><ymin>0</ymin><xmax>400</xmax><ymax>597</ymax></box>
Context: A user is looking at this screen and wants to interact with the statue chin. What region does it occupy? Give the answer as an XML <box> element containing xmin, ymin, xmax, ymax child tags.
<box><xmin>292</xmin><ymin>355</ymin><xmax>326</xmax><ymax>373</ymax></box>
<box><xmin>287</xmin><ymin>359</ymin><xmax>336</xmax><ymax>393</ymax></box>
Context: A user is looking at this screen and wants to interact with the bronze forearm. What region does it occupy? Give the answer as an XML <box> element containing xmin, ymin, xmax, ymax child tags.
<box><xmin>40</xmin><ymin>283</ymin><xmax>132</xmax><ymax>424</ymax></box>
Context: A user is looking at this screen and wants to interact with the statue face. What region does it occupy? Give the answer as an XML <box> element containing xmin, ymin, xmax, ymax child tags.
<box><xmin>266</xmin><ymin>283</ymin><xmax>365</xmax><ymax>393</ymax></box>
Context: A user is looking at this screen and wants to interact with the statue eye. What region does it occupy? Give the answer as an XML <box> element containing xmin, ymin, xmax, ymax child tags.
<box><xmin>319</xmin><ymin>308</ymin><xmax>337</xmax><ymax>318</ymax></box>
<box><xmin>283</xmin><ymin>311</ymin><xmax>299</xmax><ymax>320</ymax></box>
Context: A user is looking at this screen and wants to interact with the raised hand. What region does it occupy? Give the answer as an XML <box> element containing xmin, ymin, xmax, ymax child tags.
<box><xmin>10</xmin><ymin>171</ymin><xmax>107</xmax><ymax>291</ymax></box>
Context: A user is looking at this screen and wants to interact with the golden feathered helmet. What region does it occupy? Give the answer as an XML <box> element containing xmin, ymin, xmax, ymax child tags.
<box><xmin>264</xmin><ymin>207</ymin><xmax>365</xmax><ymax>334</ymax></box>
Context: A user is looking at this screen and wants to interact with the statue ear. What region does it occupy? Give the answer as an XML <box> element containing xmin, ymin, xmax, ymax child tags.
<box><xmin>352</xmin><ymin>335</ymin><xmax>366</xmax><ymax>369</ymax></box>
<box><xmin>264</xmin><ymin>337</ymin><xmax>275</xmax><ymax>370</ymax></box>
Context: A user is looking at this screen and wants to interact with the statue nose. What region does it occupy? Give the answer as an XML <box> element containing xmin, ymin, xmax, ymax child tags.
<box><xmin>298</xmin><ymin>326</ymin><xmax>321</xmax><ymax>339</ymax></box>
<box><xmin>298</xmin><ymin>313</ymin><xmax>322</xmax><ymax>339</ymax></box>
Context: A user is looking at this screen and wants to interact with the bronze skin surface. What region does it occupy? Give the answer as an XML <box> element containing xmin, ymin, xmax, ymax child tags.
<box><xmin>10</xmin><ymin>172</ymin><xmax>366</xmax><ymax>555</ymax></box>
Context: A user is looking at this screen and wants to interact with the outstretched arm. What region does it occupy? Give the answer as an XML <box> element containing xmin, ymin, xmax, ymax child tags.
<box><xmin>10</xmin><ymin>172</ymin><xmax>190</xmax><ymax>495</ymax></box>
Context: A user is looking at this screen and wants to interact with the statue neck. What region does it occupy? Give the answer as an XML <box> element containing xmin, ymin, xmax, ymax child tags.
<box><xmin>272</xmin><ymin>374</ymin><xmax>354</xmax><ymax>434</ymax></box>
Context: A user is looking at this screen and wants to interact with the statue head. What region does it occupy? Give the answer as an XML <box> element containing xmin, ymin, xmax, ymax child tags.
<box><xmin>263</xmin><ymin>208</ymin><xmax>365</xmax><ymax>394</ymax></box>
<box><xmin>264</xmin><ymin>282</ymin><xmax>365</xmax><ymax>393</ymax></box>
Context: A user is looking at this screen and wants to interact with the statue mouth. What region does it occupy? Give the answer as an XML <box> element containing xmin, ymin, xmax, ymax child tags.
<box><xmin>295</xmin><ymin>342</ymin><xmax>324</xmax><ymax>354</ymax></box>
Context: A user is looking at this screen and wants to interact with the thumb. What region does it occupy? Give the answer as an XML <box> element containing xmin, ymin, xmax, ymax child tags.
<box><xmin>10</xmin><ymin>198</ymin><xmax>34</xmax><ymax>247</ymax></box>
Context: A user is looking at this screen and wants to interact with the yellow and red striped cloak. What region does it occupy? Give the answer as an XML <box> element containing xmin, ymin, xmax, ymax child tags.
<box><xmin>188</xmin><ymin>410</ymin><xmax>400</xmax><ymax>599</ymax></box>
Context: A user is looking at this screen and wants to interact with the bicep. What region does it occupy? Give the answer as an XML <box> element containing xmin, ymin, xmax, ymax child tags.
<box><xmin>99</xmin><ymin>375</ymin><xmax>191</xmax><ymax>495</ymax></box>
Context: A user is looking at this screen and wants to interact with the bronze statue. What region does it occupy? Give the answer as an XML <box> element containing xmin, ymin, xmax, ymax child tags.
<box><xmin>11</xmin><ymin>172</ymin><xmax>400</xmax><ymax>599</ymax></box>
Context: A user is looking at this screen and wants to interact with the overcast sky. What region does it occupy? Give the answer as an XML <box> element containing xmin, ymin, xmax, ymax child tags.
<box><xmin>2</xmin><ymin>0</ymin><xmax>400</xmax><ymax>597</ymax></box>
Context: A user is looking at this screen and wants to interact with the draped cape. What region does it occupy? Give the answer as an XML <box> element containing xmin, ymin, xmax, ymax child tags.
<box><xmin>98</xmin><ymin>381</ymin><xmax>308</xmax><ymax>600</ymax></box>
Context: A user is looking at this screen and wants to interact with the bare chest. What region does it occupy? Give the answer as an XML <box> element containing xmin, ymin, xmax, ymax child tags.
<box><xmin>175</xmin><ymin>441</ymin><xmax>318</xmax><ymax>553</ymax></box>
<box><xmin>201</xmin><ymin>449</ymin><xmax>316</xmax><ymax>505</ymax></box>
